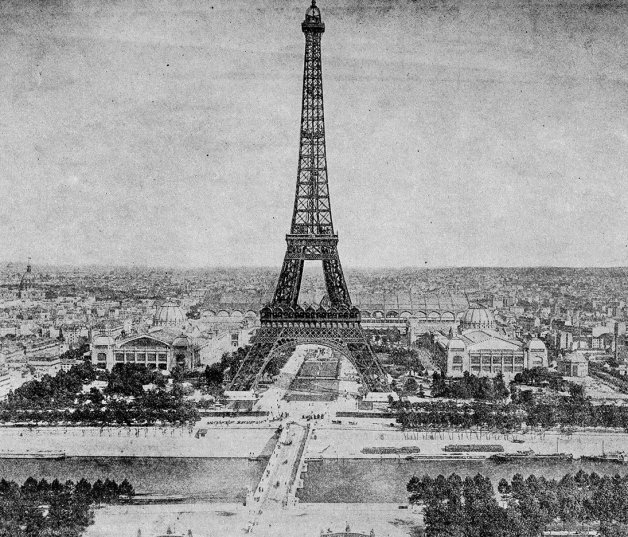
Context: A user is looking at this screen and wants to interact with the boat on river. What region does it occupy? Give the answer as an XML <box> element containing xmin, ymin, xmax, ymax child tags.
<box><xmin>580</xmin><ymin>451</ymin><xmax>627</xmax><ymax>463</ymax></box>
<box><xmin>404</xmin><ymin>454</ymin><xmax>486</xmax><ymax>461</ymax></box>
<box><xmin>490</xmin><ymin>451</ymin><xmax>573</xmax><ymax>463</ymax></box>
<box><xmin>131</xmin><ymin>493</ymin><xmax>187</xmax><ymax>504</ymax></box>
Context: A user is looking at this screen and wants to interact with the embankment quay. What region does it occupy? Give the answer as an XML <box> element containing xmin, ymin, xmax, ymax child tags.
<box><xmin>1</xmin><ymin>420</ymin><xmax>628</xmax><ymax>459</ymax></box>
<box><xmin>0</xmin><ymin>421</ymin><xmax>278</xmax><ymax>458</ymax></box>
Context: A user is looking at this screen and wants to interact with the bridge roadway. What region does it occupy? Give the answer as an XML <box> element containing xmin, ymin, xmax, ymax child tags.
<box><xmin>247</xmin><ymin>420</ymin><xmax>311</xmax><ymax>530</ymax></box>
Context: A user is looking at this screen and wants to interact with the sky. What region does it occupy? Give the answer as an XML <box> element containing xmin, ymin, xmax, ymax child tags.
<box><xmin>1</xmin><ymin>0</ymin><xmax>627</xmax><ymax>268</ymax></box>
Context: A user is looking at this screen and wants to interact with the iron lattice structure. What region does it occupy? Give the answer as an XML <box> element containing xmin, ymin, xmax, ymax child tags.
<box><xmin>229</xmin><ymin>1</ymin><xmax>387</xmax><ymax>393</ymax></box>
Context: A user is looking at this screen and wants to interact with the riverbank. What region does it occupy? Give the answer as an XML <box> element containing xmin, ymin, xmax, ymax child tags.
<box><xmin>307</xmin><ymin>423</ymin><xmax>628</xmax><ymax>459</ymax></box>
<box><xmin>1</xmin><ymin>421</ymin><xmax>627</xmax><ymax>460</ymax></box>
<box><xmin>0</xmin><ymin>423</ymin><xmax>277</xmax><ymax>458</ymax></box>
<box><xmin>84</xmin><ymin>502</ymin><xmax>421</xmax><ymax>537</ymax></box>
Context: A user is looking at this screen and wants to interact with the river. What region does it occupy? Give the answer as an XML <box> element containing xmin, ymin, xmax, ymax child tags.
<box><xmin>0</xmin><ymin>457</ymin><xmax>266</xmax><ymax>503</ymax></box>
<box><xmin>297</xmin><ymin>458</ymin><xmax>628</xmax><ymax>503</ymax></box>
<box><xmin>1</xmin><ymin>457</ymin><xmax>627</xmax><ymax>504</ymax></box>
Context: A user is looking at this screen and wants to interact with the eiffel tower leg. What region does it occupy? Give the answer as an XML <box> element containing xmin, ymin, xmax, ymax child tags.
<box><xmin>228</xmin><ymin>339</ymin><xmax>276</xmax><ymax>391</ymax></box>
<box><xmin>273</xmin><ymin>257</ymin><xmax>304</xmax><ymax>306</ymax></box>
<box><xmin>249</xmin><ymin>337</ymin><xmax>299</xmax><ymax>390</ymax></box>
<box><xmin>346</xmin><ymin>339</ymin><xmax>388</xmax><ymax>392</ymax></box>
<box><xmin>323</xmin><ymin>257</ymin><xmax>350</xmax><ymax>305</ymax></box>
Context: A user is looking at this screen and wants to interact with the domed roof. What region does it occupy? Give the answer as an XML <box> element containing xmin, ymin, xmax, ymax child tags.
<box><xmin>446</xmin><ymin>326</ymin><xmax>466</xmax><ymax>349</ymax></box>
<box><xmin>460</xmin><ymin>303</ymin><xmax>495</xmax><ymax>330</ymax></box>
<box><xmin>153</xmin><ymin>299</ymin><xmax>185</xmax><ymax>326</ymax></box>
<box><xmin>19</xmin><ymin>261</ymin><xmax>34</xmax><ymax>292</ymax></box>
<box><xmin>173</xmin><ymin>335</ymin><xmax>190</xmax><ymax>347</ymax></box>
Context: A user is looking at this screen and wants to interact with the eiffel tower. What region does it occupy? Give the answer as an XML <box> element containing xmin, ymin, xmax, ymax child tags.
<box><xmin>228</xmin><ymin>1</ymin><xmax>388</xmax><ymax>393</ymax></box>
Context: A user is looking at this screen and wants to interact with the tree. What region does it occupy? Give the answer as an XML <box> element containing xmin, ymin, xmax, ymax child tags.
<box><xmin>405</xmin><ymin>377</ymin><xmax>418</xmax><ymax>393</ymax></box>
<box><xmin>569</xmin><ymin>383</ymin><xmax>587</xmax><ymax>403</ymax></box>
<box><xmin>204</xmin><ymin>364</ymin><xmax>223</xmax><ymax>386</ymax></box>
<box><xmin>118</xmin><ymin>479</ymin><xmax>134</xmax><ymax>497</ymax></box>
<box><xmin>498</xmin><ymin>478</ymin><xmax>511</xmax><ymax>495</ymax></box>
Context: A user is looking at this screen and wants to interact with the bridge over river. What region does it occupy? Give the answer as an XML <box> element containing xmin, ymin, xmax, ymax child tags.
<box><xmin>246</xmin><ymin>420</ymin><xmax>312</xmax><ymax>531</ymax></box>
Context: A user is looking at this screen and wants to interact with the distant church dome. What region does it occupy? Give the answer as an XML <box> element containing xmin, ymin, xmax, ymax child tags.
<box><xmin>18</xmin><ymin>260</ymin><xmax>34</xmax><ymax>298</ymax></box>
<box><xmin>460</xmin><ymin>303</ymin><xmax>495</xmax><ymax>330</ymax></box>
<box><xmin>153</xmin><ymin>299</ymin><xmax>185</xmax><ymax>326</ymax></box>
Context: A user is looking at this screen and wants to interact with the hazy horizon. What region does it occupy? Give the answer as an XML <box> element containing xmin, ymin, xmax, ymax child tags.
<box><xmin>3</xmin><ymin>260</ymin><xmax>628</xmax><ymax>271</ymax></box>
<box><xmin>1</xmin><ymin>0</ymin><xmax>627</xmax><ymax>268</ymax></box>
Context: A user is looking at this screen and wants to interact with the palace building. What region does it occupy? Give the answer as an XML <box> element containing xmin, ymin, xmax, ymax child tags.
<box><xmin>422</xmin><ymin>304</ymin><xmax>548</xmax><ymax>378</ymax></box>
<box><xmin>91</xmin><ymin>328</ymin><xmax>199</xmax><ymax>372</ymax></box>
<box><xmin>91</xmin><ymin>298</ymin><xmax>199</xmax><ymax>371</ymax></box>
<box><xmin>90</xmin><ymin>298</ymin><xmax>255</xmax><ymax>372</ymax></box>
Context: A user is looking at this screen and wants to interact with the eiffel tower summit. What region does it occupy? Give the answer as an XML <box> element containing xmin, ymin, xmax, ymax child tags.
<box><xmin>228</xmin><ymin>1</ymin><xmax>389</xmax><ymax>396</ymax></box>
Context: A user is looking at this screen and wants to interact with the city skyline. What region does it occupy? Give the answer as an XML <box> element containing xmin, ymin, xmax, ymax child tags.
<box><xmin>1</xmin><ymin>0</ymin><xmax>627</xmax><ymax>268</ymax></box>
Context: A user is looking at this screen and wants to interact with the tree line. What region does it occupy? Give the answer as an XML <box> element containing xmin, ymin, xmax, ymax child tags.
<box><xmin>408</xmin><ymin>471</ymin><xmax>628</xmax><ymax>537</ymax></box>
<box><xmin>394</xmin><ymin>395</ymin><xmax>628</xmax><ymax>431</ymax></box>
<box><xmin>1</xmin><ymin>363</ymin><xmax>199</xmax><ymax>426</ymax></box>
<box><xmin>0</xmin><ymin>476</ymin><xmax>134</xmax><ymax>537</ymax></box>
<box><xmin>395</xmin><ymin>371</ymin><xmax>628</xmax><ymax>430</ymax></box>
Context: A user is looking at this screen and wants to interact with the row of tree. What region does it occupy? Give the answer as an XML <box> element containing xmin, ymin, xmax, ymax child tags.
<box><xmin>0</xmin><ymin>476</ymin><xmax>134</xmax><ymax>537</ymax></box>
<box><xmin>0</xmin><ymin>391</ymin><xmax>199</xmax><ymax>426</ymax></box>
<box><xmin>395</xmin><ymin>389</ymin><xmax>628</xmax><ymax>430</ymax></box>
<box><xmin>408</xmin><ymin>471</ymin><xmax>628</xmax><ymax>537</ymax></box>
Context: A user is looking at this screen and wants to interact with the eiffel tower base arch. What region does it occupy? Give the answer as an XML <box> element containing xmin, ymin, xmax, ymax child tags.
<box><xmin>228</xmin><ymin>320</ymin><xmax>389</xmax><ymax>393</ymax></box>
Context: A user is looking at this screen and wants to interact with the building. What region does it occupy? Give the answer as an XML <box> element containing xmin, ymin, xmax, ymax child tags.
<box><xmin>91</xmin><ymin>328</ymin><xmax>200</xmax><ymax>372</ymax></box>
<box><xmin>558</xmin><ymin>352</ymin><xmax>589</xmax><ymax>377</ymax></box>
<box><xmin>526</xmin><ymin>338</ymin><xmax>549</xmax><ymax>368</ymax></box>
<box><xmin>0</xmin><ymin>356</ymin><xmax>11</xmax><ymax>399</ymax></box>
<box><xmin>197</xmin><ymin>327</ymin><xmax>256</xmax><ymax>366</ymax></box>
<box><xmin>60</xmin><ymin>358</ymin><xmax>82</xmax><ymax>372</ymax></box>
<box><xmin>28</xmin><ymin>356</ymin><xmax>62</xmax><ymax>379</ymax></box>
<box><xmin>422</xmin><ymin>304</ymin><xmax>548</xmax><ymax>378</ymax></box>
<box><xmin>24</xmin><ymin>338</ymin><xmax>64</xmax><ymax>360</ymax></box>
<box><xmin>59</xmin><ymin>324</ymin><xmax>89</xmax><ymax>347</ymax></box>
<box><xmin>91</xmin><ymin>296</ymin><xmax>255</xmax><ymax>372</ymax></box>
<box><xmin>203</xmin><ymin>290</ymin><xmax>470</xmax><ymax>343</ymax></box>
<box><xmin>558</xmin><ymin>330</ymin><xmax>573</xmax><ymax>351</ymax></box>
